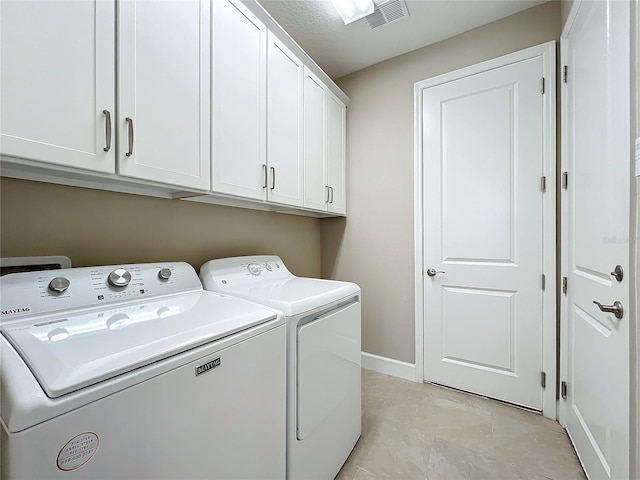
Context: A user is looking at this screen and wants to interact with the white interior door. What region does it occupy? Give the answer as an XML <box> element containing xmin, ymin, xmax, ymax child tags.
<box><xmin>561</xmin><ymin>1</ymin><xmax>631</xmax><ymax>478</ymax></box>
<box><xmin>422</xmin><ymin>53</ymin><xmax>547</xmax><ymax>410</ymax></box>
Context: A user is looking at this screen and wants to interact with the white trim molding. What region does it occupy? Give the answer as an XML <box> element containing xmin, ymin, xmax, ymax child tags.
<box><xmin>413</xmin><ymin>41</ymin><xmax>557</xmax><ymax>419</ymax></box>
<box><xmin>361</xmin><ymin>352</ymin><xmax>416</xmax><ymax>381</ymax></box>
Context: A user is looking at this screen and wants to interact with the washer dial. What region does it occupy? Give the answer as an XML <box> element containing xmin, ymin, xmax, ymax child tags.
<box><xmin>158</xmin><ymin>268</ymin><xmax>172</xmax><ymax>280</ymax></box>
<box><xmin>48</xmin><ymin>277</ymin><xmax>70</xmax><ymax>293</ymax></box>
<box><xmin>108</xmin><ymin>268</ymin><xmax>132</xmax><ymax>288</ymax></box>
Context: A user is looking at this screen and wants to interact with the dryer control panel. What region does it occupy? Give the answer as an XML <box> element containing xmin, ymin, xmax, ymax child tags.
<box><xmin>244</xmin><ymin>259</ymin><xmax>285</xmax><ymax>277</ymax></box>
<box><xmin>0</xmin><ymin>262</ymin><xmax>202</xmax><ymax>322</ymax></box>
<box><xmin>200</xmin><ymin>255</ymin><xmax>294</xmax><ymax>290</ymax></box>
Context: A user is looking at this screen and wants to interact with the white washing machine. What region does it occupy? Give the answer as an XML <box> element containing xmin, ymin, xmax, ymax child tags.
<box><xmin>0</xmin><ymin>262</ymin><xmax>286</xmax><ymax>479</ymax></box>
<box><xmin>199</xmin><ymin>255</ymin><xmax>361</xmax><ymax>480</ymax></box>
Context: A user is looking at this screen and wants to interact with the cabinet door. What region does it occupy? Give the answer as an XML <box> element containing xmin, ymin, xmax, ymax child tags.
<box><xmin>0</xmin><ymin>1</ymin><xmax>115</xmax><ymax>173</ymax></box>
<box><xmin>266</xmin><ymin>33</ymin><xmax>304</xmax><ymax>207</ymax></box>
<box><xmin>303</xmin><ymin>68</ymin><xmax>328</xmax><ymax>211</ymax></box>
<box><xmin>327</xmin><ymin>93</ymin><xmax>347</xmax><ymax>215</ymax></box>
<box><xmin>212</xmin><ymin>0</ymin><xmax>266</xmax><ymax>200</ymax></box>
<box><xmin>118</xmin><ymin>0</ymin><xmax>210</xmax><ymax>190</ymax></box>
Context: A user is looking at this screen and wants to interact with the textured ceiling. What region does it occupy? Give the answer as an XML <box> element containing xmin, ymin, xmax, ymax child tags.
<box><xmin>258</xmin><ymin>0</ymin><xmax>548</xmax><ymax>79</ymax></box>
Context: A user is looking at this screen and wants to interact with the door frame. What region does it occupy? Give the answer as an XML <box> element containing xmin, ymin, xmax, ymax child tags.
<box><xmin>559</xmin><ymin>1</ymin><xmax>638</xmax><ymax>476</ymax></box>
<box><xmin>413</xmin><ymin>41</ymin><xmax>557</xmax><ymax>419</ymax></box>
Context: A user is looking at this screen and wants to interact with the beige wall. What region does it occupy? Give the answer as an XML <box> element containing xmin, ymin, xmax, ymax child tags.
<box><xmin>322</xmin><ymin>1</ymin><xmax>562</xmax><ymax>364</ymax></box>
<box><xmin>561</xmin><ymin>0</ymin><xmax>574</xmax><ymax>29</ymax></box>
<box><xmin>0</xmin><ymin>178</ymin><xmax>321</xmax><ymax>277</ymax></box>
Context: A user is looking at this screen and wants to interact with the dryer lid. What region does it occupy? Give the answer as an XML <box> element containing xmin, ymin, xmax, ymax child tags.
<box><xmin>218</xmin><ymin>278</ymin><xmax>360</xmax><ymax>316</ymax></box>
<box><xmin>1</xmin><ymin>291</ymin><xmax>278</xmax><ymax>398</ymax></box>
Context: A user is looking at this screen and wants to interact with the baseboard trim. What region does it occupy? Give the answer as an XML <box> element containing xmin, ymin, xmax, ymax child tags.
<box><xmin>361</xmin><ymin>352</ymin><xmax>416</xmax><ymax>381</ymax></box>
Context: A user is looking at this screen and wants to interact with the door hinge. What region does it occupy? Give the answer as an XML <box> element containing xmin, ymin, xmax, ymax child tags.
<box><xmin>541</xmin><ymin>371</ymin><xmax>546</xmax><ymax>388</ymax></box>
<box><xmin>563</xmin><ymin>65</ymin><xmax>568</xmax><ymax>83</ymax></box>
<box><xmin>561</xmin><ymin>381</ymin><xmax>568</xmax><ymax>399</ymax></box>
<box><xmin>541</xmin><ymin>77</ymin><xmax>545</xmax><ymax>94</ymax></box>
<box><xmin>541</xmin><ymin>176</ymin><xmax>547</xmax><ymax>193</ymax></box>
<box><xmin>562</xmin><ymin>276</ymin><xmax>568</xmax><ymax>295</ymax></box>
<box><xmin>541</xmin><ymin>273</ymin><xmax>546</xmax><ymax>290</ymax></box>
<box><xmin>561</xmin><ymin>171</ymin><xmax>568</xmax><ymax>190</ymax></box>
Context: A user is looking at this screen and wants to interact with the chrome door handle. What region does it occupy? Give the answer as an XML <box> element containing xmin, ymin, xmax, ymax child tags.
<box><xmin>326</xmin><ymin>186</ymin><xmax>330</xmax><ymax>203</ymax></box>
<box><xmin>103</xmin><ymin>110</ymin><xmax>111</xmax><ymax>152</ymax></box>
<box><xmin>426</xmin><ymin>268</ymin><xmax>445</xmax><ymax>277</ymax></box>
<box><xmin>270</xmin><ymin>166</ymin><xmax>275</xmax><ymax>190</ymax></box>
<box><xmin>593</xmin><ymin>300</ymin><xmax>624</xmax><ymax>319</ymax></box>
<box><xmin>329</xmin><ymin>186</ymin><xmax>334</xmax><ymax>204</ymax></box>
<box><xmin>125</xmin><ymin>117</ymin><xmax>134</xmax><ymax>157</ymax></box>
<box><xmin>262</xmin><ymin>164</ymin><xmax>268</xmax><ymax>188</ymax></box>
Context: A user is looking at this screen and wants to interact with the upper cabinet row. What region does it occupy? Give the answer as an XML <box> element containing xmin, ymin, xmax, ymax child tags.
<box><xmin>0</xmin><ymin>0</ymin><xmax>346</xmax><ymax>216</ymax></box>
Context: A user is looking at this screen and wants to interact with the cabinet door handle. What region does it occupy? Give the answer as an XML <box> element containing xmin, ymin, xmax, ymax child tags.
<box><xmin>329</xmin><ymin>186</ymin><xmax>334</xmax><ymax>204</ymax></box>
<box><xmin>103</xmin><ymin>110</ymin><xmax>112</xmax><ymax>152</ymax></box>
<box><xmin>270</xmin><ymin>166</ymin><xmax>276</xmax><ymax>190</ymax></box>
<box><xmin>326</xmin><ymin>186</ymin><xmax>330</xmax><ymax>203</ymax></box>
<box><xmin>262</xmin><ymin>164</ymin><xmax>268</xmax><ymax>188</ymax></box>
<box><xmin>125</xmin><ymin>117</ymin><xmax>134</xmax><ymax>157</ymax></box>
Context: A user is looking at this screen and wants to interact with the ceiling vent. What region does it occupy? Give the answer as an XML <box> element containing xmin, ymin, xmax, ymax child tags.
<box><xmin>365</xmin><ymin>0</ymin><xmax>409</xmax><ymax>29</ymax></box>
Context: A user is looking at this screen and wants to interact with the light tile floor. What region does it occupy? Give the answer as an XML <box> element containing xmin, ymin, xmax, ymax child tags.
<box><xmin>336</xmin><ymin>369</ymin><xmax>586</xmax><ymax>480</ymax></box>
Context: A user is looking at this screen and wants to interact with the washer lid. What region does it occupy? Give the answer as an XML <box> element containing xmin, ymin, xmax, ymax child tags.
<box><xmin>221</xmin><ymin>278</ymin><xmax>360</xmax><ymax>316</ymax></box>
<box><xmin>1</xmin><ymin>291</ymin><xmax>278</xmax><ymax>398</ymax></box>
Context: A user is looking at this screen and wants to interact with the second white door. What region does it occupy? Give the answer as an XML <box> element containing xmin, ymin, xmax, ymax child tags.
<box><xmin>561</xmin><ymin>1</ymin><xmax>631</xmax><ymax>478</ymax></box>
<box><xmin>422</xmin><ymin>52</ymin><xmax>548</xmax><ymax>409</ymax></box>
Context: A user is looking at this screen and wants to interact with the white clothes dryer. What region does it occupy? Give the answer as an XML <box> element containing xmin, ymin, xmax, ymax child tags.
<box><xmin>200</xmin><ymin>255</ymin><xmax>361</xmax><ymax>480</ymax></box>
<box><xmin>0</xmin><ymin>262</ymin><xmax>286</xmax><ymax>479</ymax></box>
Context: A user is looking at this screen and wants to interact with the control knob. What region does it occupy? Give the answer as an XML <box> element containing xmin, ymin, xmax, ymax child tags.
<box><xmin>247</xmin><ymin>263</ymin><xmax>262</xmax><ymax>276</ymax></box>
<box><xmin>158</xmin><ymin>268</ymin><xmax>172</xmax><ymax>280</ymax></box>
<box><xmin>48</xmin><ymin>277</ymin><xmax>70</xmax><ymax>293</ymax></box>
<box><xmin>108</xmin><ymin>268</ymin><xmax>132</xmax><ymax>288</ymax></box>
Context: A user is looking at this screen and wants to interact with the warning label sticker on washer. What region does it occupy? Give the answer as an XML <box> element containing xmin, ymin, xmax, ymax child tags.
<box><xmin>57</xmin><ymin>432</ymin><xmax>99</xmax><ymax>471</ymax></box>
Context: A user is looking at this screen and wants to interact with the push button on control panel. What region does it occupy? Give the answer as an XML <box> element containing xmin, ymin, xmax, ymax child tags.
<box><xmin>108</xmin><ymin>269</ymin><xmax>132</xmax><ymax>288</ymax></box>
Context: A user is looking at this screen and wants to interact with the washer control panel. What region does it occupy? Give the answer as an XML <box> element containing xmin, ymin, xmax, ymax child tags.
<box><xmin>0</xmin><ymin>262</ymin><xmax>202</xmax><ymax>322</ymax></box>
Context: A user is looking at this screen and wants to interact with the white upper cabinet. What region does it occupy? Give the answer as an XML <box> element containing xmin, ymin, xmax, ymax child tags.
<box><xmin>303</xmin><ymin>69</ymin><xmax>328</xmax><ymax>211</ymax></box>
<box><xmin>212</xmin><ymin>0</ymin><xmax>267</xmax><ymax>200</ymax></box>
<box><xmin>303</xmin><ymin>68</ymin><xmax>347</xmax><ymax>215</ymax></box>
<box><xmin>266</xmin><ymin>33</ymin><xmax>304</xmax><ymax>207</ymax></box>
<box><xmin>326</xmin><ymin>92</ymin><xmax>346</xmax><ymax>215</ymax></box>
<box><xmin>118</xmin><ymin>0</ymin><xmax>210</xmax><ymax>190</ymax></box>
<box><xmin>0</xmin><ymin>1</ymin><xmax>115</xmax><ymax>173</ymax></box>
